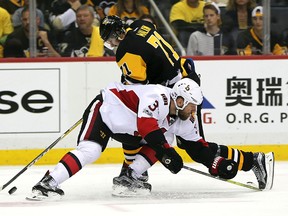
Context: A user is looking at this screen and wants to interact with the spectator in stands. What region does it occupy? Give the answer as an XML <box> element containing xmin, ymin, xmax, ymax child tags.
<box><xmin>0</xmin><ymin>0</ymin><xmax>24</xmax><ymax>15</ymax></box>
<box><xmin>3</xmin><ymin>38</ymin><xmax>26</xmax><ymax>57</ymax></box>
<box><xmin>80</xmin><ymin>0</ymin><xmax>116</xmax><ymax>19</ymax></box>
<box><xmin>59</xmin><ymin>5</ymin><xmax>104</xmax><ymax>57</ymax></box>
<box><xmin>49</xmin><ymin>0</ymin><xmax>102</xmax><ymax>44</ymax></box>
<box><xmin>236</xmin><ymin>6</ymin><xmax>287</xmax><ymax>55</ymax></box>
<box><xmin>169</xmin><ymin>0</ymin><xmax>205</xmax><ymax>47</ymax></box>
<box><xmin>4</xmin><ymin>7</ymin><xmax>60</xmax><ymax>57</ymax></box>
<box><xmin>281</xmin><ymin>28</ymin><xmax>288</xmax><ymax>48</ymax></box>
<box><xmin>49</xmin><ymin>0</ymin><xmax>82</xmax><ymax>32</ymax></box>
<box><xmin>222</xmin><ymin>0</ymin><xmax>257</xmax><ymax>39</ymax></box>
<box><xmin>271</xmin><ymin>0</ymin><xmax>288</xmax><ymax>6</ymax></box>
<box><xmin>36</xmin><ymin>0</ymin><xmax>54</xmax><ymax>12</ymax></box>
<box><xmin>108</xmin><ymin>0</ymin><xmax>149</xmax><ymax>25</ymax></box>
<box><xmin>12</xmin><ymin>0</ymin><xmax>46</xmax><ymax>29</ymax></box>
<box><xmin>206</xmin><ymin>0</ymin><xmax>227</xmax><ymax>7</ymax></box>
<box><xmin>0</xmin><ymin>7</ymin><xmax>14</xmax><ymax>58</ymax></box>
<box><xmin>187</xmin><ymin>2</ymin><xmax>236</xmax><ymax>55</ymax></box>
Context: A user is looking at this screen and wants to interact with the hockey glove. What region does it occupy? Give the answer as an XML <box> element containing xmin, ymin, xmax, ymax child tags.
<box><xmin>209</xmin><ymin>156</ymin><xmax>238</xmax><ymax>179</ymax></box>
<box><xmin>155</xmin><ymin>147</ymin><xmax>183</xmax><ymax>174</ymax></box>
<box><xmin>183</xmin><ymin>58</ymin><xmax>200</xmax><ymax>85</ymax></box>
<box><xmin>144</xmin><ymin>130</ymin><xmax>182</xmax><ymax>173</ymax></box>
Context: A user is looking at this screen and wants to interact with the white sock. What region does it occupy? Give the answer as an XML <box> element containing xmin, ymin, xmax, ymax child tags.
<box><xmin>130</xmin><ymin>154</ymin><xmax>151</xmax><ymax>177</ymax></box>
<box><xmin>50</xmin><ymin>141</ymin><xmax>102</xmax><ymax>185</ymax></box>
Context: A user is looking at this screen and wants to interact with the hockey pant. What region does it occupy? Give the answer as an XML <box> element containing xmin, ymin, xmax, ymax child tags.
<box><xmin>49</xmin><ymin>94</ymin><xmax>113</xmax><ymax>184</ymax></box>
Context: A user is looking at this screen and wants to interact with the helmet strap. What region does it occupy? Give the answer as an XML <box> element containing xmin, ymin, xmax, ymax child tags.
<box><xmin>174</xmin><ymin>97</ymin><xmax>186</xmax><ymax>111</ymax></box>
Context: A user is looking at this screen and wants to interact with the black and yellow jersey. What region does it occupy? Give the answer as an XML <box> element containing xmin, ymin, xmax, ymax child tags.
<box><xmin>116</xmin><ymin>20</ymin><xmax>183</xmax><ymax>86</ymax></box>
<box><xmin>236</xmin><ymin>27</ymin><xmax>287</xmax><ymax>55</ymax></box>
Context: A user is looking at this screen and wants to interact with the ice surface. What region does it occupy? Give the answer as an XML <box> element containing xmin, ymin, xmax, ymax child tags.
<box><xmin>0</xmin><ymin>162</ymin><xmax>287</xmax><ymax>216</ymax></box>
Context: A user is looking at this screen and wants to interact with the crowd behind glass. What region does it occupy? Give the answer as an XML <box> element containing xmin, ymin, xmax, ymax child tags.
<box><xmin>0</xmin><ymin>0</ymin><xmax>287</xmax><ymax>58</ymax></box>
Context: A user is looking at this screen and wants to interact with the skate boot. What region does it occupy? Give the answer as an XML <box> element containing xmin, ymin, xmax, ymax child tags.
<box><xmin>112</xmin><ymin>167</ymin><xmax>152</xmax><ymax>197</ymax></box>
<box><xmin>252</xmin><ymin>152</ymin><xmax>275</xmax><ymax>190</ymax></box>
<box><xmin>116</xmin><ymin>161</ymin><xmax>149</xmax><ymax>182</ymax></box>
<box><xmin>138</xmin><ymin>170</ymin><xmax>149</xmax><ymax>182</ymax></box>
<box><xmin>27</xmin><ymin>171</ymin><xmax>64</xmax><ymax>201</ymax></box>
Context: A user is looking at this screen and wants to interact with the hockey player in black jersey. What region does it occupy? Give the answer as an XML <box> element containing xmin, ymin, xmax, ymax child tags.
<box><xmin>99</xmin><ymin>15</ymin><xmax>204</xmax><ymax>184</ymax></box>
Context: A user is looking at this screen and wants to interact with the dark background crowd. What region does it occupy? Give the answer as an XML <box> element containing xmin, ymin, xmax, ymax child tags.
<box><xmin>0</xmin><ymin>0</ymin><xmax>287</xmax><ymax>58</ymax></box>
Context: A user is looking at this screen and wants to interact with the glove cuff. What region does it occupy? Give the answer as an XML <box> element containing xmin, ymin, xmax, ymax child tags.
<box><xmin>210</xmin><ymin>156</ymin><xmax>225</xmax><ymax>176</ymax></box>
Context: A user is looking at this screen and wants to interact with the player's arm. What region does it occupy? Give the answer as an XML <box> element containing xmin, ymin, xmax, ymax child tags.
<box><xmin>137</xmin><ymin>117</ymin><xmax>183</xmax><ymax>174</ymax></box>
<box><xmin>180</xmin><ymin>58</ymin><xmax>200</xmax><ymax>85</ymax></box>
<box><xmin>117</xmin><ymin>52</ymin><xmax>148</xmax><ymax>85</ymax></box>
<box><xmin>177</xmin><ymin>137</ymin><xmax>237</xmax><ymax>179</ymax></box>
<box><xmin>136</xmin><ymin>94</ymin><xmax>183</xmax><ymax>173</ymax></box>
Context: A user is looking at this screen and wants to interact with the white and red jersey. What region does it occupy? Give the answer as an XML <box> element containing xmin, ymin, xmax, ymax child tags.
<box><xmin>100</xmin><ymin>82</ymin><xmax>202</xmax><ymax>145</ymax></box>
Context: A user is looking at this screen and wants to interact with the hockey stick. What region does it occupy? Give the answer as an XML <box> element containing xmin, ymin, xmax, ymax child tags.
<box><xmin>183</xmin><ymin>165</ymin><xmax>261</xmax><ymax>191</ymax></box>
<box><xmin>0</xmin><ymin>118</ymin><xmax>83</xmax><ymax>192</ymax></box>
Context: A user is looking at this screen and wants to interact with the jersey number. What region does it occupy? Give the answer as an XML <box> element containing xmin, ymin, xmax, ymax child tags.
<box><xmin>147</xmin><ymin>31</ymin><xmax>179</xmax><ymax>66</ymax></box>
<box><xmin>120</xmin><ymin>63</ymin><xmax>132</xmax><ymax>76</ymax></box>
<box><xmin>148</xmin><ymin>100</ymin><xmax>159</xmax><ymax>111</ymax></box>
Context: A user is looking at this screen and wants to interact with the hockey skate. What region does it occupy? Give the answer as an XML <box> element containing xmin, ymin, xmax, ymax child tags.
<box><xmin>27</xmin><ymin>171</ymin><xmax>64</xmax><ymax>201</ymax></box>
<box><xmin>252</xmin><ymin>152</ymin><xmax>275</xmax><ymax>190</ymax></box>
<box><xmin>117</xmin><ymin>161</ymin><xmax>149</xmax><ymax>182</ymax></box>
<box><xmin>112</xmin><ymin>167</ymin><xmax>152</xmax><ymax>197</ymax></box>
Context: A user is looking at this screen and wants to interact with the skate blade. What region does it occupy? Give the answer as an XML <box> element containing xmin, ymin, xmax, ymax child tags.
<box><xmin>26</xmin><ymin>195</ymin><xmax>45</xmax><ymax>201</ymax></box>
<box><xmin>26</xmin><ymin>190</ymin><xmax>63</xmax><ymax>201</ymax></box>
<box><xmin>264</xmin><ymin>152</ymin><xmax>275</xmax><ymax>190</ymax></box>
<box><xmin>246</xmin><ymin>181</ymin><xmax>258</xmax><ymax>188</ymax></box>
<box><xmin>112</xmin><ymin>185</ymin><xmax>151</xmax><ymax>197</ymax></box>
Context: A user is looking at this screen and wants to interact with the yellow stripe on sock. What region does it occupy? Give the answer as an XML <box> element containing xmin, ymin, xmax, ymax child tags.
<box><xmin>238</xmin><ymin>151</ymin><xmax>244</xmax><ymax>170</ymax></box>
<box><xmin>227</xmin><ymin>147</ymin><xmax>233</xmax><ymax>160</ymax></box>
<box><xmin>123</xmin><ymin>147</ymin><xmax>142</xmax><ymax>155</ymax></box>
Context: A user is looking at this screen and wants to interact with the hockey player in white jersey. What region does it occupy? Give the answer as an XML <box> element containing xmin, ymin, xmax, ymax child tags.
<box><xmin>30</xmin><ymin>79</ymin><xmax>274</xmax><ymax>200</ymax></box>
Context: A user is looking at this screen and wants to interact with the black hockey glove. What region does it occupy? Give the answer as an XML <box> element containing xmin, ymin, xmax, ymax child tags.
<box><xmin>209</xmin><ymin>156</ymin><xmax>238</xmax><ymax>179</ymax></box>
<box><xmin>144</xmin><ymin>129</ymin><xmax>183</xmax><ymax>173</ymax></box>
<box><xmin>155</xmin><ymin>147</ymin><xmax>183</xmax><ymax>174</ymax></box>
<box><xmin>183</xmin><ymin>58</ymin><xmax>200</xmax><ymax>85</ymax></box>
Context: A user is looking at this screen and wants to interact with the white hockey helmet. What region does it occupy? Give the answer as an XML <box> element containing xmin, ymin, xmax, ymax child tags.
<box><xmin>171</xmin><ymin>78</ymin><xmax>203</xmax><ymax>110</ymax></box>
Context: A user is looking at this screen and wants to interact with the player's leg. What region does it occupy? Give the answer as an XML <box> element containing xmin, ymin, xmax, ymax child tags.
<box><xmin>118</xmin><ymin>143</ymin><xmax>141</xmax><ymax>176</ymax></box>
<box><xmin>31</xmin><ymin>95</ymin><xmax>112</xmax><ymax>199</ymax></box>
<box><xmin>208</xmin><ymin>143</ymin><xmax>275</xmax><ymax>190</ymax></box>
<box><xmin>178</xmin><ymin>136</ymin><xmax>274</xmax><ymax>190</ymax></box>
<box><xmin>32</xmin><ymin>140</ymin><xmax>104</xmax><ymax>199</ymax></box>
<box><xmin>116</xmin><ymin>143</ymin><xmax>149</xmax><ymax>181</ymax></box>
<box><xmin>112</xmin><ymin>145</ymin><xmax>157</xmax><ymax>196</ymax></box>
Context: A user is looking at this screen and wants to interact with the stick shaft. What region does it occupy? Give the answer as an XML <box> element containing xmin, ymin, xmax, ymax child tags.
<box><xmin>1</xmin><ymin>119</ymin><xmax>82</xmax><ymax>191</ymax></box>
<box><xmin>183</xmin><ymin>165</ymin><xmax>261</xmax><ymax>191</ymax></box>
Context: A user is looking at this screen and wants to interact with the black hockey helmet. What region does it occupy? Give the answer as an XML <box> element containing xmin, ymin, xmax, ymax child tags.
<box><xmin>100</xmin><ymin>15</ymin><xmax>126</xmax><ymax>41</ymax></box>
